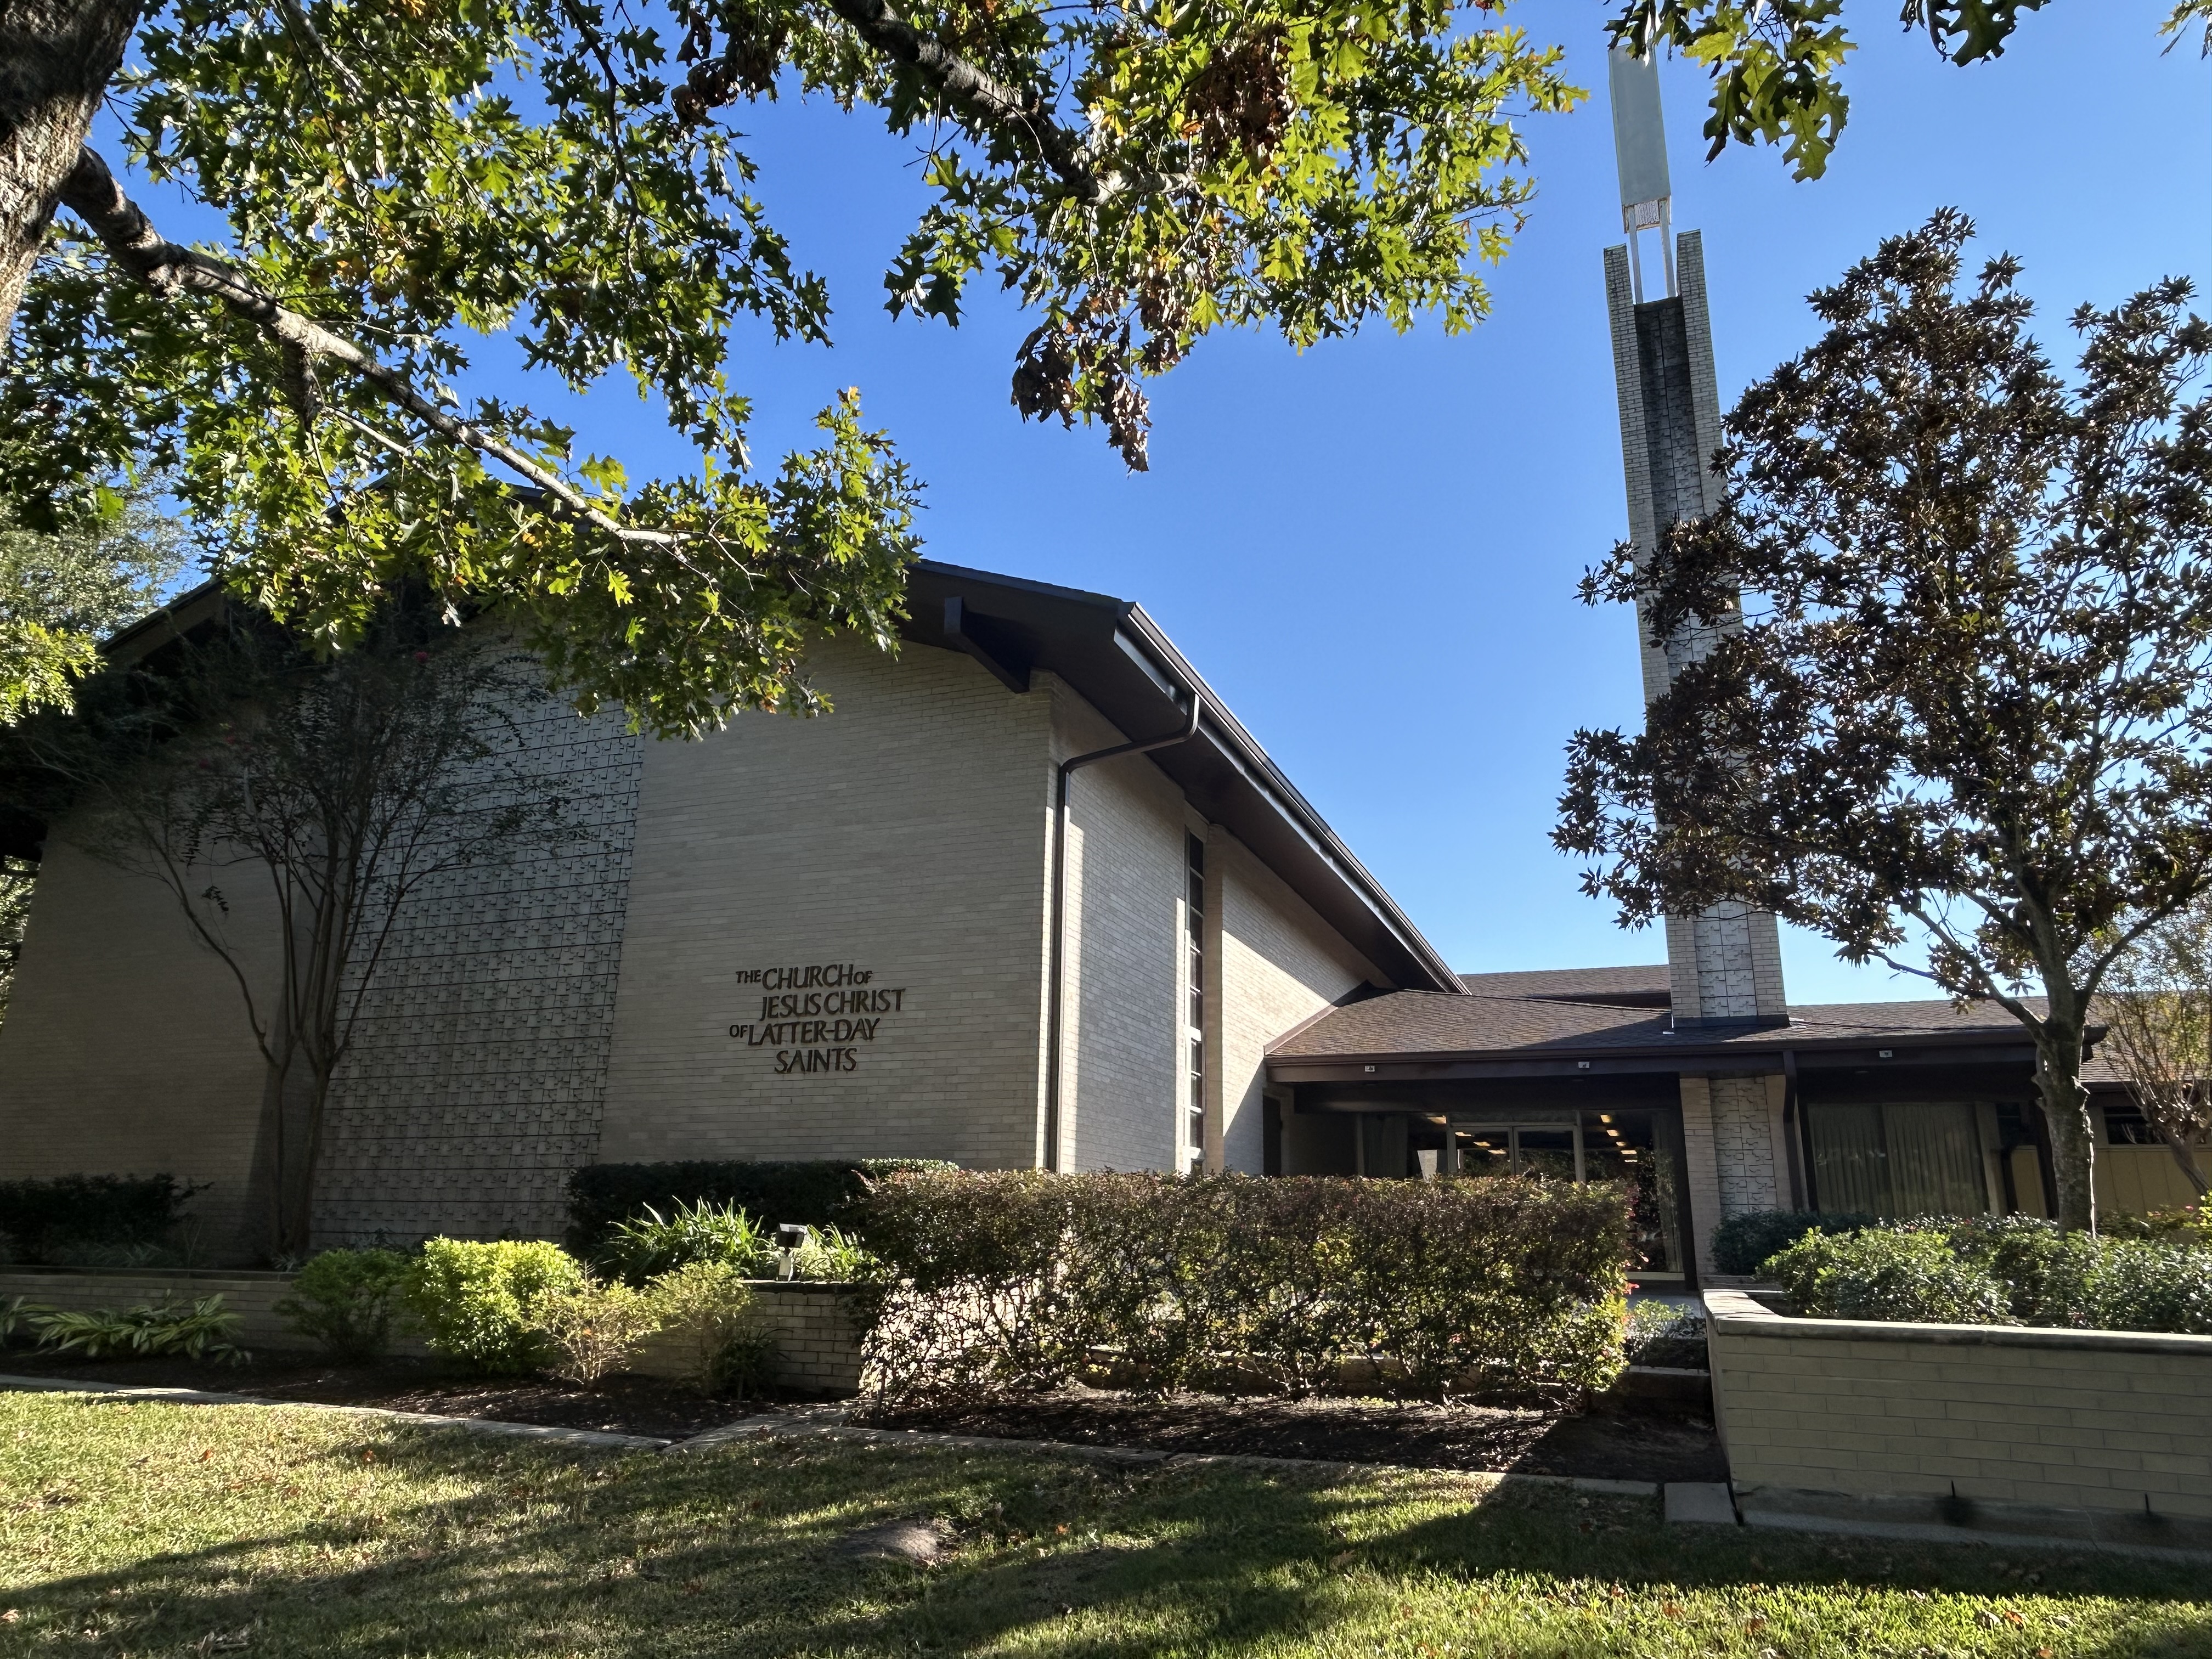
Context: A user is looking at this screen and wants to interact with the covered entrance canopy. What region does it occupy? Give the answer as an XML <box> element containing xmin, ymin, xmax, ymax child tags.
<box><xmin>1261</xmin><ymin>966</ymin><xmax>2149</xmax><ymax>1288</ymax></box>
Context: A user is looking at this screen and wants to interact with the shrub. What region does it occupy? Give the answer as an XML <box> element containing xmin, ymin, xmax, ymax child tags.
<box><xmin>275</xmin><ymin>1249</ymin><xmax>414</xmax><ymax>1363</ymax></box>
<box><xmin>795</xmin><ymin>1224</ymin><xmax>879</xmax><ymax>1282</ymax></box>
<box><xmin>2080</xmin><ymin>1238</ymin><xmax>2212</xmax><ymax>1335</ymax></box>
<box><xmin>1764</xmin><ymin>1229</ymin><xmax>2016</xmax><ymax>1324</ymax></box>
<box><xmin>566</xmin><ymin>1160</ymin><xmax>956</xmax><ymax>1257</ymax></box>
<box><xmin>404</xmin><ymin>1239</ymin><xmax>586</xmax><ymax>1374</ymax></box>
<box><xmin>0</xmin><ymin>1175</ymin><xmax>204</xmax><ymax>1266</ymax></box>
<box><xmin>27</xmin><ymin>1295</ymin><xmax>247</xmax><ymax>1364</ymax></box>
<box><xmin>1623</xmin><ymin>1299</ymin><xmax>1706</xmax><ymax>1367</ymax></box>
<box><xmin>2107</xmin><ymin>1204</ymin><xmax>2212</xmax><ymax>1248</ymax></box>
<box><xmin>1708</xmin><ymin>1209</ymin><xmax>1878</xmax><ymax>1276</ymax></box>
<box><xmin>597</xmin><ymin>1200</ymin><xmax>774</xmax><ymax>1285</ymax></box>
<box><xmin>533</xmin><ymin>1279</ymin><xmax>663</xmax><ymax>1386</ymax></box>
<box><xmin>851</xmin><ymin>1170</ymin><xmax>1632</xmax><ymax>1410</ymax></box>
<box><xmin>645</xmin><ymin>1261</ymin><xmax>761</xmax><ymax>1394</ymax></box>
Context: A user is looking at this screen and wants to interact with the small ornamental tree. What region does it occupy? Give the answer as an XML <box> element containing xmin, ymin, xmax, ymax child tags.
<box><xmin>19</xmin><ymin>611</ymin><xmax>582</xmax><ymax>1256</ymax></box>
<box><xmin>1555</xmin><ymin>213</ymin><xmax>2212</xmax><ymax>1233</ymax></box>
<box><xmin>0</xmin><ymin>0</ymin><xmax>1578</xmax><ymax>735</ymax></box>
<box><xmin>2095</xmin><ymin>904</ymin><xmax>2212</xmax><ymax>1197</ymax></box>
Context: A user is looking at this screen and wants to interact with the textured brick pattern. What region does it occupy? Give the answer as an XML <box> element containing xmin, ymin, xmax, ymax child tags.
<box><xmin>313</xmin><ymin>703</ymin><xmax>646</xmax><ymax>1245</ymax></box>
<box><xmin>1607</xmin><ymin>232</ymin><xmax>1788</xmax><ymax>1028</ymax></box>
<box><xmin>596</xmin><ymin>638</ymin><xmax>1057</xmax><ymax>1173</ymax></box>
<box><xmin>1706</xmin><ymin>1289</ymin><xmax>2212</xmax><ymax>1520</ymax></box>
<box><xmin>1708</xmin><ymin>1073</ymin><xmax>1783</xmax><ymax>1218</ymax></box>
<box><xmin>1215</xmin><ymin>833</ymin><xmax>1378</xmax><ymax>1173</ymax></box>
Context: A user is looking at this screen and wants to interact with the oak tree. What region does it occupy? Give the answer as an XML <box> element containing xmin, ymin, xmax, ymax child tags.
<box><xmin>0</xmin><ymin>0</ymin><xmax>1576</xmax><ymax>734</ymax></box>
<box><xmin>1606</xmin><ymin>1</ymin><xmax>2212</xmax><ymax>180</ymax></box>
<box><xmin>1555</xmin><ymin>213</ymin><xmax>2212</xmax><ymax>1232</ymax></box>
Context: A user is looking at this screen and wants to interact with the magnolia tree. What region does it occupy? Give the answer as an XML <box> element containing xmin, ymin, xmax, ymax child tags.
<box><xmin>1555</xmin><ymin>213</ymin><xmax>2212</xmax><ymax>1233</ymax></box>
<box><xmin>0</xmin><ymin>0</ymin><xmax>1584</xmax><ymax>734</ymax></box>
<box><xmin>18</xmin><ymin>616</ymin><xmax>580</xmax><ymax>1256</ymax></box>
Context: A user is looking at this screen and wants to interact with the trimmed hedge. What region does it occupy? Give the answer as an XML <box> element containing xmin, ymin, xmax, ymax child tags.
<box><xmin>1708</xmin><ymin>1209</ymin><xmax>1878</xmax><ymax>1276</ymax></box>
<box><xmin>0</xmin><ymin>1175</ymin><xmax>201</xmax><ymax>1265</ymax></box>
<box><xmin>566</xmin><ymin>1159</ymin><xmax>955</xmax><ymax>1255</ymax></box>
<box><xmin>1765</xmin><ymin>1215</ymin><xmax>2212</xmax><ymax>1334</ymax></box>
<box><xmin>851</xmin><ymin>1170</ymin><xmax>1632</xmax><ymax>1408</ymax></box>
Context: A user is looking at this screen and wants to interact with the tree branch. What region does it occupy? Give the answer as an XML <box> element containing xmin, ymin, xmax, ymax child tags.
<box><xmin>821</xmin><ymin>0</ymin><xmax>1178</xmax><ymax>204</ymax></box>
<box><xmin>55</xmin><ymin>145</ymin><xmax>679</xmax><ymax>548</ymax></box>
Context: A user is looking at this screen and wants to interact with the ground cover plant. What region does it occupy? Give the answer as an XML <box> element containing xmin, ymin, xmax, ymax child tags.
<box><xmin>2</xmin><ymin>1392</ymin><xmax>2207</xmax><ymax>1658</ymax></box>
<box><xmin>1764</xmin><ymin>1216</ymin><xmax>2212</xmax><ymax>1334</ymax></box>
<box><xmin>855</xmin><ymin>1170</ymin><xmax>1631</xmax><ymax>1408</ymax></box>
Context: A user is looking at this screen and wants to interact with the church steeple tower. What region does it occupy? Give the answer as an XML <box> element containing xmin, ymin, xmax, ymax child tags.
<box><xmin>1601</xmin><ymin>48</ymin><xmax>1788</xmax><ymax>1030</ymax></box>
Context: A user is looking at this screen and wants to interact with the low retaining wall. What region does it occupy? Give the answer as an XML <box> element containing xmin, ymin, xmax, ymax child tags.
<box><xmin>1704</xmin><ymin>1289</ymin><xmax>2212</xmax><ymax>1553</ymax></box>
<box><xmin>0</xmin><ymin>1268</ymin><xmax>865</xmax><ymax>1397</ymax></box>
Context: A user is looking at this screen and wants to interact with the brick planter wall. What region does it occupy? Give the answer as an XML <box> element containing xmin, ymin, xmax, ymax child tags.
<box><xmin>0</xmin><ymin>1268</ymin><xmax>865</xmax><ymax>1396</ymax></box>
<box><xmin>1704</xmin><ymin>1288</ymin><xmax>2212</xmax><ymax>1553</ymax></box>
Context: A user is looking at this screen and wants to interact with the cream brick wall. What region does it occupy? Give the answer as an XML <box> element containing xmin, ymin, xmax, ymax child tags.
<box><xmin>1051</xmin><ymin>681</ymin><xmax>1188</xmax><ymax>1173</ymax></box>
<box><xmin>596</xmin><ymin>637</ymin><xmax>1056</xmax><ymax>1171</ymax></box>
<box><xmin>0</xmin><ymin>836</ymin><xmax>279</xmax><ymax>1259</ymax></box>
<box><xmin>1214</xmin><ymin>832</ymin><xmax>1379</xmax><ymax>1173</ymax></box>
<box><xmin>1705</xmin><ymin>1289</ymin><xmax>2212</xmax><ymax>1522</ymax></box>
<box><xmin>633</xmin><ymin>1280</ymin><xmax>864</xmax><ymax>1396</ymax></box>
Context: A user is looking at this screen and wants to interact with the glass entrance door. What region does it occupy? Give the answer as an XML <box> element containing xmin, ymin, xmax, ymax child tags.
<box><xmin>1450</xmin><ymin>1112</ymin><xmax>1685</xmax><ymax>1278</ymax></box>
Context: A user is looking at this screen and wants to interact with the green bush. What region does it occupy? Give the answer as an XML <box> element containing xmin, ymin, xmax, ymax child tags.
<box><xmin>1778</xmin><ymin>1217</ymin><xmax>2212</xmax><ymax>1335</ymax></box>
<box><xmin>275</xmin><ymin>1249</ymin><xmax>414</xmax><ymax>1363</ymax></box>
<box><xmin>0</xmin><ymin>1175</ymin><xmax>204</xmax><ymax>1266</ymax></box>
<box><xmin>1709</xmin><ymin>1209</ymin><xmax>1878</xmax><ymax>1276</ymax></box>
<box><xmin>27</xmin><ymin>1295</ymin><xmax>247</xmax><ymax>1364</ymax></box>
<box><xmin>566</xmin><ymin>1160</ymin><xmax>955</xmax><ymax>1257</ymax></box>
<box><xmin>1766</xmin><ymin>1228</ymin><xmax>2017</xmax><ymax>1325</ymax></box>
<box><xmin>851</xmin><ymin>1170</ymin><xmax>1632</xmax><ymax>1409</ymax></box>
<box><xmin>645</xmin><ymin>1261</ymin><xmax>762</xmax><ymax>1395</ymax></box>
<box><xmin>795</xmin><ymin>1224</ymin><xmax>879</xmax><ymax>1282</ymax></box>
<box><xmin>597</xmin><ymin>1200</ymin><xmax>775</xmax><ymax>1284</ymax></box>
<box><xmin>533</xmin><ymin>1278</ymin><xmax>663</xmax><ymax>1386</ymax></box>
<box><xmin>404</xmin><ymin>1239</ymin><xmax>586</xmax><ymax>1374</ymax></box>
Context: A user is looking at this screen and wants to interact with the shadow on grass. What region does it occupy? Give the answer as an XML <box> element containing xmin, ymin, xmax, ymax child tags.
<box><xmin>4</xmin><ymin>1407</ymin><xmax>2210</xmax><ymax>1658</ymax></box>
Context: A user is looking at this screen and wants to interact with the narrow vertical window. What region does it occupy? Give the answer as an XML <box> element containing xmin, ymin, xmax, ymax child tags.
<box><xmin>1184</xmin><ymin>833</ymin><xmax>1206</xmax><ymax>1172</ymax></box>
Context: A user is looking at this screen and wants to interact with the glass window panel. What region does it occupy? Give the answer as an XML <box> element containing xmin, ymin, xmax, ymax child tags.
<box><xmin>1808</xmin><ymin>1103</ymin><xmax>1890</xmax><ymax>1216</ymax></box>
<box><xmin>1579</xmin><ymin>1113</ymin><xmax>1678</xmax><ymax>1274</ymax></box>
<box><xmin>1883</xmin><ymin>1102</ymin><xmax>1987</xmax><ymax>1219</ymax></box>
<box><xmin>1515</xmin><ymin>1127</ymin><xmax>1579</xmax><ymax>1182</ymax></box>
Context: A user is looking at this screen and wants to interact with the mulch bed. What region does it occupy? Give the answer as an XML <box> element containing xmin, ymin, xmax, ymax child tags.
<box><xmin>867</xmin><ymin>1389</ymin><xmax>1729</xmax><ymax>1485</ymax></box>
<box><xmin>3</xmin><ymin>1352</ymin><xmax>1727</xmax><ymax>1482</ymax></box>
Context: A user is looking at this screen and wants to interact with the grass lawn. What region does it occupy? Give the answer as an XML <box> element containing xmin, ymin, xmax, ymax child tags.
<box><xmin>2</xmin><ymin>1392</ymin><xmax>2208</xmax><ymax>1658</ymax></box>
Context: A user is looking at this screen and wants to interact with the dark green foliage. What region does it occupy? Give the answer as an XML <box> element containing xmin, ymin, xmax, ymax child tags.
<box><xmin>1764</xmin><ymin>1229</ymin><xmax>2016</xmax><ymax>1325</ymax></box>
<box><xmin>1765</xmin><ymin>1216</ymin><xmax>2212</xmax><ymax>1334</ymax></box>
<box><xmin>275</xmin><ymin>1248</ymin><xmax>413</xmax><ymax>1363</ymax></box>
<box><xmin>566</xmin><ymin>1160</ymin><xmax>954</xmax><ymax>1257</ymax></box>
<box><xmin>1709</xmin><ymin>1209</ymin><xmax>1877</xmax><ymax>1276</ymax></box>
<box><xmin>851</xmin><ymin>1170</ymin><xmax>1632</xmax><ymax>1409</ymax></box>
<box><xmin>25</xmin><ymin>1295</ymin><xmax>247</xmax><ymax>1364</ymax></box>
<box><xmin>0</xmin><ymin>1174</ymin><xmax>200</xmax><ymax>1266</ymax></box>
<box><xmin>596</xmin><ymin>1200</ymin><xmax>774</xmax><ymax>1286</ymax></box>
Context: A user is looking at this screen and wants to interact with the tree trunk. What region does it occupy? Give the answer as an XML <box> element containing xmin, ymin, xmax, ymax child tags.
<box><xmin>0</xmin><ymin>0</ymin><xmax>137</xmax><ymax>335</ymax></box>
<box><xmin>2033</xmin><ymin>1025</ymin><xmax>2098</xmax><ymax>1232</ymax></box>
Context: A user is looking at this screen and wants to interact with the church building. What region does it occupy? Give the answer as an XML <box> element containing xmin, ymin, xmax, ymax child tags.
<box><xmin>0</xmin><ymin>55</ymin><xmax>2193</xmax><ymax>1284</ymax></box>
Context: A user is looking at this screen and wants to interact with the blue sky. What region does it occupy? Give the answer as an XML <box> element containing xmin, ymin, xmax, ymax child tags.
<box><xmin>115</xmin><ymin>1</ymin><xmax>2211</xmax><ymax>1001</ymax></box>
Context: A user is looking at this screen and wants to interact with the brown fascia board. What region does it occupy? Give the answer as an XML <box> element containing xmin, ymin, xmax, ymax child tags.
<box><xmin>1267</xmin><ymin>1026</ymin><xmax>2045</xmax><ymax>1084</ymax></box>
<box><xmin>100</xmin><ymin>577</ymin><xmax>233</xmax><ymax>666</ymax></box>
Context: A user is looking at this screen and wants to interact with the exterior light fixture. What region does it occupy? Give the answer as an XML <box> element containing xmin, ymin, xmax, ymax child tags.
<box><xmin>1877</xmin><ymin>1049</ymin><xmax>1894</xmax><ymax>1059</ymax></box>
<box><xmin>775</xmin><ymin>1222</ymin><xmax>812</xmax><ymax>1280</ymax></box>
<box><xmin>1577</xmin><ymin>1061</ymin><xmax>1591</xmax><ymax>1070</ymax></box>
